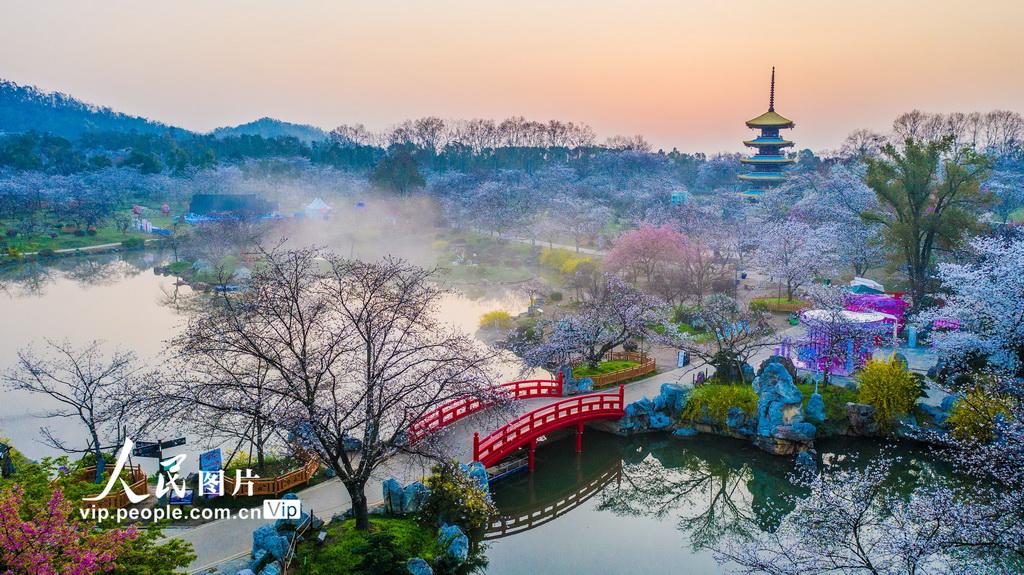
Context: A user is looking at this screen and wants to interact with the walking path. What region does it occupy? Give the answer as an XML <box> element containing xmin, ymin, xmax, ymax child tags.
<box><xmin>169</xmin><ymin>324</ymin><xmax>938</xmax><ymax>574</ymax></box>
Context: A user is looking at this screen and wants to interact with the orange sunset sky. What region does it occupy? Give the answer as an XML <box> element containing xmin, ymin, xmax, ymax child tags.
<box><xmin>1</xmin><ymin>0</ymin><xmax>1022</xmax><ymax>153</ymax></box>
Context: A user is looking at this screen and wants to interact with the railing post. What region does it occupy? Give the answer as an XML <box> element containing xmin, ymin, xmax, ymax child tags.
<box><xmin>473</xmin><ymin>432</ymin><xmax>480</xmax><ymax>462</ymax></box>
<box><xmin>618</xmin><ymin>384</ymin><xmax>624</xmax><ymax>408</ymax></box>
<box><xmin>557</xmin><ymin>370</ymin><xmax>564</xmax><ymax>397</ymax></box>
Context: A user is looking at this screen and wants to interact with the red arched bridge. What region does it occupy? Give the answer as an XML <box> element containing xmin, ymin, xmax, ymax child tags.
<box><xmin>407</xmin><ymin>374</ymin><xmax>564</xmax><ymax>444</ymax></box>
<box><xmin>474</xmin><ymin>386</ymin><xmax>625</xmax><ymax>470</ymax></box>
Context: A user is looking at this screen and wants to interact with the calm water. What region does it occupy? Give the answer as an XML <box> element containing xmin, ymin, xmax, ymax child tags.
<box><xmin>0</xmin><ymin>251</ymin><xmax>534</xmax><ymax>463</ymax></box>
<box><xmin>485</xmin><ymin>431</ymin><xmax>948</xmax><ymax>575</ymax></box>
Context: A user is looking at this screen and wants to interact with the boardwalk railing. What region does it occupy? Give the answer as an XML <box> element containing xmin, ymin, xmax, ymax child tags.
<box><xmin>407</xmin><ymin>374</ymin><xmax>564</xmax><ymax>444</ymax></box>
<box><xmin>473</xmin><ymin>386</ymin><xmax>625</xmax><ymax>468</ymax></box>
<box><xmin>222</xmin><ymin>459</ymin><xmax>320</xmax><ymax>498</ymax></box>
<box><xmin>587</xmin><ymin>352</ymin><xmax>656</xmax><ymax>389</ymax></box>
<box><xmin>80</xmin><ymin>465</ymin><xmax>148</xmax><ymax>509</ymax></box>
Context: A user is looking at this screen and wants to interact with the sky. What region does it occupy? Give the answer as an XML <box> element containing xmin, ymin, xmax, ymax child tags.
<box><xmin>1</xmin><ymin>0</ymin><xmax>1022</xmax><ymax>154</ymax></box>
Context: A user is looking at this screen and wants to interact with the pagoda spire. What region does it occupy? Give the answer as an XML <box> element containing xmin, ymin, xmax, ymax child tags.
<box><xmin>768</xmin><ymin>67</ymin><xmax>776</xmax><ymax>112</ymax></box>
<box><xmin>739</xmin><ymin>67</ymin><xmax>795</xmax><ymax>196</ymax></box>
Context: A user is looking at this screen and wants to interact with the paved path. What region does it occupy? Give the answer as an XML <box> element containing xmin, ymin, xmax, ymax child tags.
<box><xmin>169</xmin><ymin>324</ymin><xmax>938</xmax><ymax>573</ymax></box>
<box><xmin>22</xmin><ymin>238</ymin><xmax>160</xmax><ymax>256</ymax></box>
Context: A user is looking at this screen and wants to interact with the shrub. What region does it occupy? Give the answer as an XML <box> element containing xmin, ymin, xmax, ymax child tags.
<box><xmin>38</xmin><ymin>248</ymin><xmax>56</xmax><ymax>259</ymax></box>
<box><xmin>548</xmin><ymin>291</ymin><xmax>563</xmax><ymax>303</ymax></box>
<box><xmin>352</xmin><ymin>532</ymin><xmax>410</xmax><ymax>575</ymax></box>
<box><xmin>419</xmin><ymin>461</ymin><xmax>495</xmax><ymax>531</ymax></box>
<box><xmin>749</xmin><ymin>300</ymin><xmax>769</xmax><ymax>313</ymax></box>
<box><xmin>855</xmin><ymin>355</ymin><xmax>926</xmax><ymax>432</ymax></box>
<box><xmin>73</xmin><ymin>229</ymin><xmax>86</xmax><ymax>237</ymax></box>
<box><xmin>121</xmin><ymin>238</ymin><xmax>144</xmax><ymax>250</ymax></box>
<box><xmin>86</xmin><ymin>227</ymin><xmax>98</xmax><ymax>236</ymax></box>
<box><xmin>680</xmin><ymin>384</ymin><xmax>759</xmax><ymax>425</ymax></box>
<box><xmin>478</xmin><ymin>309</ymin><xmax>514</xmax><ymax>329</ymax></box>
<box><xmin>948</xmin><ymin>387</ymin><xmax>1015</xmax><ymax>443</ymax></box>
<box><xmin>432</xmin><ymin>240</ymin><xmax>450</xmax><ymax>251</ymax></box>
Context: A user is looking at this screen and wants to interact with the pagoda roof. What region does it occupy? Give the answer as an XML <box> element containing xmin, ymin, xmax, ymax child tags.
<box><xmin>738</xmin><ymin>173</ymin><xmax>788</xmax><ymax>181</ymax></box>
<box><xmin>745</xmin><ymin>110</ymin><xmax>795</xmax><ymax>128</ymax></box>
<box><xmin>740</xmin><ymin>156</ymin><xmax>795</xmax><ymax>164</ymax></box>
<box><xmin>744</xmin><ymin>136</ymin><xmax>794</xmax><ymax>147</ymax></box>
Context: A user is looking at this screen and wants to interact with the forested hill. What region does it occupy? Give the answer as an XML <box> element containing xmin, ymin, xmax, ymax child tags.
<box><xmin>212</xmin><ymin>117</ymin><xmax>328</xmax><ymax>144</ymax></box>
<box><xmin>0</xmin><ymin>79</ymin><xmax>181</xmax><ymax>138</ymax></box>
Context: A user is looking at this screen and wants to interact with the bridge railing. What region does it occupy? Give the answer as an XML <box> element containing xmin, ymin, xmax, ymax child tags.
<box><xmin>474</xmin><ymin>385</ymin><xmax>624</xmax><ymax>467</ymax></box>
<box><xmin>407</xmin><ymin>374</ymin><xmax>564</xmax><ymax>444</ymax></box>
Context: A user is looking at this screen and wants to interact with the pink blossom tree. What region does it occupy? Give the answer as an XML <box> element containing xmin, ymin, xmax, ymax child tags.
<box><xmin>0</xmin><ymin>486</ymin><xmax>136</xmax><ymax>574</ymax></box>
<box><xmin>605</xmin><ymin>223</ymin><xmax>686</xmax><ymax>284</ymax></box>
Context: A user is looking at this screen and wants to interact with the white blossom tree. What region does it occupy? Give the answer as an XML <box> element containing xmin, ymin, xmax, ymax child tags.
<box><xmin>750</xmin><ymin>221</ymin><xmax>837</xmax><ymax>301</ymax></box>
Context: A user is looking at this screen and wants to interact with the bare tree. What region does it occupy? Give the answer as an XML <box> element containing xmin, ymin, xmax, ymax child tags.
<box><xmin>2</xmin><ymin>339</ymin><xmax>154</xmax><ymax>482</ymax></box>
<box><xmin>171</xmin><ymin>247</ymin><xmax>502</xmax><ymax>529</ymax></box>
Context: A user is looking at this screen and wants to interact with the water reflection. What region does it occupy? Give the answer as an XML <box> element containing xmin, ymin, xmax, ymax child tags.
<box><xmin>0</xmin><ymin>251</ymin><xmax>162</xmax><ymax>296</ymax></box>
<box><xmin>486</xmin><ymin>432</ymin><xmax>951</xmax><ymax>574</ymax></box>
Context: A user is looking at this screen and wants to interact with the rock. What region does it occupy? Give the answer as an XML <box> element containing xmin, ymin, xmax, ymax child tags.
<box><xmin>407</xmin><ymin>558</ymin><xmax>433</xmax><ymax>575</ymax></box>
<box><xmin>659</xmin><ymin>383</ymin><xmax>691</xmax><ymax>417</ymax></box>
<box><xmin>741</xmin><ymin>363</ymin><xmax>756</xmax><ymax>384</ymax></box>
<box><xmin>383</xmin><ymin>478</ymin><xmax>405</xmax><ymax>514</ymax></box>
<box><xmin>753</xmin><ymin>363</ymin><xmax>805</xmax><ymax>439</ymax></box>
<box><xmin>672</xmin><ymin>427</ymin><xmax>698</xmax><ymax>436</ymax></box>
<box><xmin>438</xmin><ymin>524</ymin><xmax>469</xmax><ymax>563</ymax></box>
<box><xmin>576</xmin><ymin>377</ymin><xmax>594</xmax><ymax>394</ymax></box>
<box><xmin>625</xmin><ymin>397</ymin><xmax>654</xmax><ymax>417</ymax></box>
<box><xmin>940</xmin><ymin>395</ymin><xmax>957</xmax><ymax>413</ymax></box>
<box><xmin>649</xmin><ymin>412</ymin><xmax>671</xmax><ymax>429</ymax></box>
<box><xmin>757</xmin><ymin>355</ymin><xmax>798</xmax><ymax>381</ymax></box>
<box><xmin>726</xmin><ymin>407</ymin><xmax>747</xmax><ymax>429</ymax></box>
<box><xmin>774</xmin><ymin>423</ymin><xmax>816</xmax><ymax>442</ymax></box>
<box><xmin>652</xmin><ymin>394</ymin><xmax>667</xmax><ymax>413</ymax></box>
<box><xmin>249</xmin><ymin>549</ymin><xmax>270</xmax><ymax>573</ymax></box>
<box><xmin>238</xmin><ymin>570</ymin><xmax>255</xmax><ymax>575</ymax></box>
<box><xmin>846</xmin><ymin>403</ymin><xmax>881</xmax><ymax>436</ymax></box>
<box><xmin>259</xmin><ymin>562</ymin><xmax>282</xmax><ymax>575</ymax></box>
<box><xmin>252</xmin><ymin>524</ymin><xmax>290</xmax><ymax>562</ymax></box>
<box><xmin>403</xmin><ymin>481</ymin><xmax>431</xmax><ymax>513</ymax></box>
<box><xmin>795</xmin><ymin>452</ymin><xmax>816</xmax><ymax>470</ymax></box>
<box><xmin>465</xmin><ymin>462</ymin><xmax>490</xmax><ymax>495</ymax></box>
<box><xmin>753</xmin><ymin>435</ymin><xmax>804</xmax><ymax>456</ymax></box>
<box><xmin>805</xmin><ymin>393</ymin><xmax>826</xmax><ymax>423</ymax></box>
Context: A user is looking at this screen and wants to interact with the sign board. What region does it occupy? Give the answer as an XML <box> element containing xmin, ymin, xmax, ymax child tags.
<box><xmin>677</xmin><ymin>351</ymin><xmax>690</xmax><ymax>368</ymax></box>
<box><xmin>168</xmin><ymin>489</ymin><xmax>194</xmax><ymax>506</ymax></box>
<box><xmin>199</xmin><ymin>448</ymin><xmax>222</xmax><ymax>472</ymax></box>
<box><xmin>131</xmin><ymin>437</ymin><xmax>187</xmax><ymax>458</ymax></box>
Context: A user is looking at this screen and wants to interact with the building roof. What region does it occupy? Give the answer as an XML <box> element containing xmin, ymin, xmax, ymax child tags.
<box><xmin>743</xmin><ymin>136</ymin><xmax>795</xmax><ymax>147</ymax></box>
<box><xmin>745</xmin><ymin>110</ymin><xmax>795</xmax><ymax>128</ymax></box>
<box><xmin>739</xmin><ymin>156</ymin><xmax>795</xmax><ymax>164</ymax></box>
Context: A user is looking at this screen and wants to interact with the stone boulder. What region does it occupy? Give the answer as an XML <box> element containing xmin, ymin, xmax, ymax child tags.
<box><xmin>757</xmin><ymin>355</ymin><xmax>798</xmax><ymax>381</ymax></box>
<box><xmin>439</xmin><ymin>524</ymin><xmax>469</xmax><ymax>563</ymax></box>
<box><xmin>659</xmin><ymin>383</ymin><xmax>691</xmax><ymax>417</ymax></box>
<box><xmin>649</xmin><ymin>412</ymin><xmax>671</xmax><ymax>429</ymax></box>
<box><xmin>402</xmin><ymin>482</ymin><xmax>430</xmax><ymax>514</ymax></box>
<box><xmin>753</xmin><ymin>363</ymin><xmax>805</xmax><ymax>438</ymax></box>
<box><xmin>576</xmin><ymin>377</ymin><xmax>594</xmax><ymax>394</ymax></box>
<box><xmin>805</xmin><ymin>393</ymin><xmax>826</xmax><ymax>423</ymax></box>
<box><xmin>795</xmin><ymin>451</ymin><xmax>816</xmax><ymax>470</ymax></box>
<box><xmin>252</xmin><ymin>524</ymin><xmax>290</xmax><ymax>562</ymax></box>
<box><xmin>774</xmin><ymin>422</ymin><xmax>816</xmax><ymax>443</ymax></box>
<box><xmin>463</xmin><ymin>462</ymin><xmax>491</xmax><ymax>496</ymax></box>
<box><xmin>383</xmin><ymin>478</ymin><xmax>405</xmax><ymax>514</ymax></box>
<box><xmin>673</xmin><ymin>427</ymin><xmax>698</xmax><ymax>437</ymax></box>
<box><xmin>846</xmin><ymin>403</ymin><xmax>881</xmax><ymax>436</ymax></box>
<box><xmin>741</xmin><ymin>363</ymin><xmax>756</xmax><ymax>384</ymax></box>
<box><xmin>407</xmin><ymin>558</ymin><xmax>433</xmax><ymax>575</ymax></box>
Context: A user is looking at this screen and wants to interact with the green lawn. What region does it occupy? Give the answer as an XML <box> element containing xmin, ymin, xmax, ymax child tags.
<box><xmin>796</xmin><ymin>383</ymin><xmax>859</xmax><ymax>424</ymax></box>
<box><xmin>573</xmin><ymin>360</ymin><xmax>640</xmax><ymax>377</ymax></box>
<box><xmin>292</xmin><ymin>517</ymin><xmax>438</xmax><ymax>575</ymax></box>
<box><xmin>2</xmin><ymin>225</ymin><xmax>151</xmax><ymax>254</ymax></box>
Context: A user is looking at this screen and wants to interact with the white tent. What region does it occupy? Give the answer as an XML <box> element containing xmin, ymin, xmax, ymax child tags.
<box><xmin>305</xmin><ymin>197</ymin><xmax>332</xmax><ymax>219</ymax></box>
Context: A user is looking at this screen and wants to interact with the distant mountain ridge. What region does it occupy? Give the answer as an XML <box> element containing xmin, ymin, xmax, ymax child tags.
<box><xmin>211</xmin><ymin>117</ymin><xmax>329</xmax><ymax>143</ymax></box>
<box><xmin>0</xmin><ymin>78</ymin><xmax>183</xmax><ymax>138</ymax></box>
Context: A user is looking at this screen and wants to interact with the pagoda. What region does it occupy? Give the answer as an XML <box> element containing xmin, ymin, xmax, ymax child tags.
<box><xmin>739</xmin><ymin>67</ymin><xmax>795</xmax><ymax>196</ymax></box>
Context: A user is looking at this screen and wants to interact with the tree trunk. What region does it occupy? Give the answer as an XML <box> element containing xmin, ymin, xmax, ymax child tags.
<box><xmin>345</xmin><ymin>480</ymin><xmax>370</xmax><ymax>530</ymax></box>
<box><xmin>90</xmin><ymin>426</ymin><xmax>105</xmax><ymax>484</ymax></box>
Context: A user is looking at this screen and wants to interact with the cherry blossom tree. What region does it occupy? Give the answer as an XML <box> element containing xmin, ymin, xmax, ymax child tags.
<box><xmin>516</xmin><ymin>274</ymin><xmax>665</xmax><ymax>370</ymax></box>
<box><xmin>655</xmin><ymin>294</ymin><xmax>774</xmax><ymax>382</ymax></box>
<box><xmin>918</xmin><ymin>235</ymin><xmax>1024</xmax><ymax>379</ymax></box>
<box><xmin>605</xmin><ymin>223</ymin><xmax>687</xmax><ymax>284</ymax></box>
<box><xmin>749</xmin><ymin>221</ymin><xmax>837</xmax><ymax>301</ymax></box>
<box><xmin>0</xmin><ymin>486</ymin><xmax>137</xmax><ymax>575</ymax></box>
